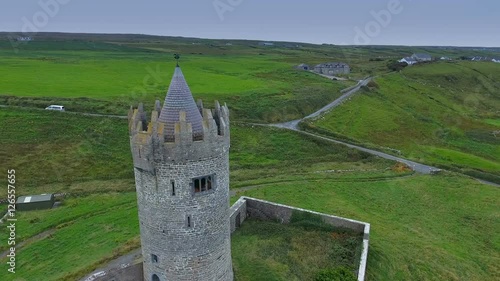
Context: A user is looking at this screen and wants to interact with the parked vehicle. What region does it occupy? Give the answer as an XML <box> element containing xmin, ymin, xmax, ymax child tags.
<box><xmin>45</xmin><ymin>105</ymin><xmax>65</xmax><ymax>111</ymax></box>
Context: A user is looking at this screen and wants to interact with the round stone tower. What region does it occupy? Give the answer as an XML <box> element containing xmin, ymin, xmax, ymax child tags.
<box><xmin>128</xmin><ymin>65</ymin><xmax>233</xmax><ymax>281</ymax></box>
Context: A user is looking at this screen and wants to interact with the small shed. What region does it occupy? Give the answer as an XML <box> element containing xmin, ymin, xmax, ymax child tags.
<box><xmin>16</xmin><ymin>194</ymin><xmax>55</xmax><ymax>211</ymax></box>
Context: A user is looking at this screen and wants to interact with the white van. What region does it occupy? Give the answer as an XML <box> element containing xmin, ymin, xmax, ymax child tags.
<box><xmin>45</xmin><ymin>105</ymin><xmax>65</xmax><ymax>111</ymax></box>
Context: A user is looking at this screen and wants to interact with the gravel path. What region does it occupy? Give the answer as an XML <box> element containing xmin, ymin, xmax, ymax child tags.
<box><xmin>79</xmin><ymin>249</ymin><xmax>142</xmax><ymax>281</ymax></box>
<box><xmin>272</xmin><ymin>77</ymin><xmax>371</xmax><ymax>130</ymax></box>
<box><xmin>268</xmin><ymin>76</ymin><xmax>441</xmax><ymax>174</ymax></box>
<box><xmin>0</xmin><ymin>76</ymin><xmax>495</xmax><ymax>182</ymax></box>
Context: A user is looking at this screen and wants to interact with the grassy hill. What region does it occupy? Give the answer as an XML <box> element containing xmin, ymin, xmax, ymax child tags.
<box><xmin>0</xmin><ymin>39</ymin><xmax>358</xmax><ymax>123</ymax></box>
<box><xmin>3</xmin><ymin>34</ymin><xmax>499</xmax><ymax>122</ymax></box>
<box><xmin>309</xmin><ymin>61</ymin><xmax>500</xmax><ymax>182</ymax></box>
<box><xmin>1</xmin><ymin>34</ymin><xmax>500</xmax><ymax>280</ymax></box>
<box><xmin>0</xmin><ymin>107</ymin><xmax>396</xmax><ymax>198</ymax></box>
<box><xmin>0</xmin><ymin>110</ymin><xmax>402</xmax><ymax>281</ymax></box>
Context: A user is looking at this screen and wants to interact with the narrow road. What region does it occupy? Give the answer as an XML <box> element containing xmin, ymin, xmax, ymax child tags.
<box><xmin>309</xmin><ymin>71</ymin><xmax>349</xmax><ymax>81</ymax></box>
<box><xmin>79</xmin><ymin>249</ymin><xmax>142</xmax><ymax>281</ymax></box>
<box><xmin>2</xmin><ymin>79</ymin><xmax>496</xmax><ymax>185</ymax></box>
<box><xmin>299</xmin><ymin>131</ymin><xmax>440</xmax><ymax>174</ymax></box>
<box><xmin>272</xmin><ymin>78</ymin><xmax>371</xmax><ymax>130</ymax></box>
<box><xmin>268</xmin><ymin>76</ymin><xmax>442</xmax><ymax>174</ymax></box>
<box><xmin>0</xmin><ymin>104</ymin><xmax>127</xmax><ymax>119</ymax></box>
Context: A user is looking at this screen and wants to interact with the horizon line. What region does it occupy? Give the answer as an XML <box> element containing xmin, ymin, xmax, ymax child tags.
<box><xmin>1</xmin><ymin>30</ymin><xmax>500</xmax><ymax>49</ymax></box>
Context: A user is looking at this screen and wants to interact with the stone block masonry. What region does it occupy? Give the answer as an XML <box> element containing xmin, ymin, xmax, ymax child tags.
<box><xmin>118</xmin><ymin>64</ymin><xmax>370</xmax><ymax>281</ymax></box>
<box><xmin>87</xmin><ymin>196</ymin><xmax>370</xmax><ymax>281</ymax></box>
<box><xmin>129</xmin><ymin>65</ymin><xmax>233</xmax><ymax>281</ymax></box>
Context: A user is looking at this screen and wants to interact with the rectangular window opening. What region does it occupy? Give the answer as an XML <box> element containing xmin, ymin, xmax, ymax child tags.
<box><xmin>193</xmin><ymin>174</ymin><xmax>216</xmax><ymax>194</ymax></box>
<box><xmin>194</xmin><ymin>179</ymin><xmax>201</xmax><ymax>193</ymax></box>
<box><xmin>201</xmin><ymin>177</ymin><xmax>207</xmax><ymax>192</ymax></box>
<box><xmin>151</xmin><ymin>254</ymin><xmax>158</xmax><ymax>263</ymax></box>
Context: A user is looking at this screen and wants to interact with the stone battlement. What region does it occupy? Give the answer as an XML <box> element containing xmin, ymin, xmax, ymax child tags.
<box><xmin>129</xmin><ymin>99</ymin><xmax>230</xmax><ymax>170</ymax></box>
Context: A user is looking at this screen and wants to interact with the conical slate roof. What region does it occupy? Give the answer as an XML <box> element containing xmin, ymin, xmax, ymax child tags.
<box><xmin>158</xmin><ymin>66</ymin><xmax>204</xmax><ymax>138</ymax></box>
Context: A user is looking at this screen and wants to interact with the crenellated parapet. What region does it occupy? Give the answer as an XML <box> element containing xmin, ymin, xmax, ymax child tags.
<box><xmin>129</xmin><ymin>99</ymin><xmax>230</xmax><ymax>171</ymax></box>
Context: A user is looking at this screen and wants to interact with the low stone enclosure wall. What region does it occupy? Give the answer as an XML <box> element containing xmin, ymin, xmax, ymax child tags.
<box><xmin>90</xmin><ymin>196</ymin><xmax>370</xmax><ymax>281</ymax></box>
<box><xmin>230</xmin><ymin>197</ymin><xmax>370</xmax><ymax>281</ymax></box>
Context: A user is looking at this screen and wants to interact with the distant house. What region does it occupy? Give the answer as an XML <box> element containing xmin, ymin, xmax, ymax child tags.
<box><xmin>295</xmin><ymin>64</ymin><xmax>310</xmax><ymax>71</ymax></box>
<box><xmin>399</xmin><ymin>57</ymin><xmax>418</xmax><ymax>65</ymax></box>
<box><xmin>16</xmin><ymin>194</ymin><xmax>55</xmax><ymax>211</ymax></box>
<box><xmin>492</xmin><ymin>58</ymin><xmax>500</xmax><ymax>63</ymax></box>
<box><xmin>258</xmin><ymin>42</ymin><xmax>274</xmax><ymax>46</ymax></box>
<box><xmin>411</xmin><ymin>53</ymin><xmax>432</xmax><ymax>62</ymax></box>
<box><xmin>225</xmin><ymin>43</ymin><xmax>233</xmax><ymax>46</ymax></box>
<box><xmin>440</xmin><ymin>56</ymin><xmax>452</xmax><ymax>61</ymax></box>
<box><xmin>313</xmin><ymin>62</ymin><xmax>350</xmax><ymax>75</ymax></box>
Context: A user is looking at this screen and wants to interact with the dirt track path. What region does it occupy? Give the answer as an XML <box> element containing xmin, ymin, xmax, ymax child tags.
<box><xmin>258</xmin><ymin>76</ymin><xmax>441</xmax><ymax>175</ymax></box>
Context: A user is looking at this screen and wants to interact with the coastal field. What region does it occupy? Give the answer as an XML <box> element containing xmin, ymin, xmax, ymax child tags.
<box><xmin>0</xmin><ymin>39</ymin><xmax>355</xmax><ymax>122</ymax></box>
<box><xmin>0</xmin><ymin>34</ymin><xmax>499</xmax><ymax>281</ymax></box>
<box><xmin>0</xmin><ymin>107</ymin><xmax>396</xmax><ymax>198</ymax></box>
<box><xmin>0</xmin><ymin>109</ymin><xmax>401</xmax><ymax>281</ymax></box>
<box><xmin>309</xmin><ymin>61</ymin><xmax>500</xmax><ymax>182</ymax></box>
<box><xmin>1</xmin><ymin>34</ymin><xmax>491</xmax><ymax>121</ymax></box>
<box><xmin>2</xmin><ymin>172</ymin><xmax>498</xmax><ymax>281</ymax></box>
<box><xmin>236</xmin><ymin>174</ymin><xmax>500</xmax><ymax>281</ymax></box>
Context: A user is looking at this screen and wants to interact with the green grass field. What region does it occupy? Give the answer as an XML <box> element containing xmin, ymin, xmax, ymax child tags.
<box><xmin>0</xmin><ymin>193</ymin><xmax>140</xmax><ymax>281</ymax></box>
<box><xmin>0</xmin><ymin>193</ymin><xmax>362</xmax><ymax>281</ymax></box>
<box><xmin>232</xmin><ymin>218</ymin><xmax>361</xmax><ymax>281</ymax></box>
<box><xmin>1</xmin><ymin>34</ymin><xmax>500</xmax><ymax>281</ymax></box>
<box><xmin>3</xmin><ymin>36</ymin><xmax>494</xmax><ymax>122</ymax></box>
<box><xmin>0</xmin><ymin>108</ymin><xmax>396</xmax><ymax>198</ymax></box>
<box><xmin>0</xmin><ymin>109</ymin><xmax>399</xmax><ymax>280</ymax></box>
<box><xmin>2</xmin><ymin>173</ymin><xmax>497</xmax><ymax>281</ymax></box>
<box><xmin>310</xmin><ymin>61</ymin><xmax>500</xmax><ymax>182</ymax></box>
<box><xmin>0</xmin><ymin>40</ymin><xmax>357</xmax><ymax>122</ymax></box>
<box><xmin>0</xmin><ymin>108</ymin><xmax>402</xmax><ymax>281</ymax></box>
<box><xmin>237</xmin><ymin>173</ymin><xmax>500</xmax><ymax>281</ymax></box>
<box><xmin>0</xmin><ymin>108</ymin><xmax>132</xmax><ymax>192</ymax></box>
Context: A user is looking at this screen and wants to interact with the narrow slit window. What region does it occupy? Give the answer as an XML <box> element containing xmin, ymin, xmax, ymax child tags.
<box><xmin>187</xmin><ymin>215</ymin><xmax>192</xmax><ymax>228</ymax></box>
<box><xmin>171</xmin><ymin>180</ymin><xmax>175</xmax><ymax>196</ymax></box>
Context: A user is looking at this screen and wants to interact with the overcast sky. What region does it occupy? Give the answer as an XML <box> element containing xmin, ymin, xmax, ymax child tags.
<box><xmin>1</xmin><ymin>0</ymin><xmax>498</xmax><ymax>46</ymax></box>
